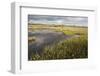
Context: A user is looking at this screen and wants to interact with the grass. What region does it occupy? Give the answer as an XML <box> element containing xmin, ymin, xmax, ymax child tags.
<box><xmin>29</xmin><ymin>36</ymin><xmax>88</xmax><ymax>60</ymax></box>
<box><xmin>28</xmin><ymin>37</ymin><xmax>36</xmax><ymax>44</ymax></box>
<box><xmin>28</xmin><ymin>24</ymin><xmax>87</xmax><ymax>35</ymax></box>
<box><xmin>28</xmin><ymin>24</ymin><xmax>88</xmax><ymax>60</ymax></box>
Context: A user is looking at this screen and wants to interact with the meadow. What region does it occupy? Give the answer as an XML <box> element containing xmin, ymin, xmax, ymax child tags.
<box><xmin>28</xmin><ymin>24</ymin><xmax>88</xmax><ymax>60</ymax></box>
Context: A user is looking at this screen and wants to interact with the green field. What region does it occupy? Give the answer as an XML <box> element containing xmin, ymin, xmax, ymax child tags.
<box><xmin>28</xmin><ymin>24</ymin><xmax>88</xmax><ymax>60</ymax></box>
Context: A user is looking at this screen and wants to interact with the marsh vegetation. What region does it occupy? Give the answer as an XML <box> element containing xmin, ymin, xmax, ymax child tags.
<box><xmin>28</xmin><ymin>24</ymin><xmax>88</xmax><ymax>60</ymax></box>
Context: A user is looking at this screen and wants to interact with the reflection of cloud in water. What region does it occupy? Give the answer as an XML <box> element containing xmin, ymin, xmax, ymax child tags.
<box><xmin>28</xmin><ymin>30</ymin><xmax>71</xmax><ymax>56</ymax></box>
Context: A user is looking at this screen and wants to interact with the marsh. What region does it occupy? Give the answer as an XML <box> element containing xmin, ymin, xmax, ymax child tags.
<box><xmin>28</xmin><ymin>15</ymin><xmax>88</xmax><ymax>60</ymax></box>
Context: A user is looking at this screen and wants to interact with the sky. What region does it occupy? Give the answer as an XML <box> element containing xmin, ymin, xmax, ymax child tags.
<box><xmin>28</xmin><ymin>15</ymin><xmax>88</xmax><ymax>26</ymax></box>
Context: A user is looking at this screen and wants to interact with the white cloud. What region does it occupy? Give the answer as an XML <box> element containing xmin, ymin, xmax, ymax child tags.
<box><xmin>28</xmin><ymin>15</ymin><xmax>88</xmax><ymax>26</ymax></box>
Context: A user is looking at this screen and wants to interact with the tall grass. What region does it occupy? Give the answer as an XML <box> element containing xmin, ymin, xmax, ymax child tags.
<box><xmin>30</xmin><ymin>36</ymin><xmax>88</xmax><ymax>60</ymax></box>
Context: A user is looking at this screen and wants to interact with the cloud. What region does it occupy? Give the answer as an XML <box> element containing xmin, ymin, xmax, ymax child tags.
<box><xmin>28</xmin><ymin>15</ymin><xmax>88</xmax><ymax>26</ymax></box>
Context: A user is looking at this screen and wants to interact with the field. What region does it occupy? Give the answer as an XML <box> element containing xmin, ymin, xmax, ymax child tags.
<box><xmin>28</xmin><ymin>24</ymin><xmax>88</xmax><ymax>60</ymax></box>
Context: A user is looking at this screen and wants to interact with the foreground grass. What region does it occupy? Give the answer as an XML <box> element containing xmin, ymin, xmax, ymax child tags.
<box><xmin>30</xmin><ymin>36</ymin><xmax>88</xmax><ymax>60</ymax></box>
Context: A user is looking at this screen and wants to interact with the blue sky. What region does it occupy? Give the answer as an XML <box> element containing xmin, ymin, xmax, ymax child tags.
<box><xmin>28</xmin><ymin>15</ymin><xmax>88</xmax><ymax>26</ymax></box>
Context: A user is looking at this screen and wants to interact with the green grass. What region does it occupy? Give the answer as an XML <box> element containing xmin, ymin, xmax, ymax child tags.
<box><xmin>30</xmin><ymin>36</ymin><xmax>88</xmax><ymax>60</ymax></box>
